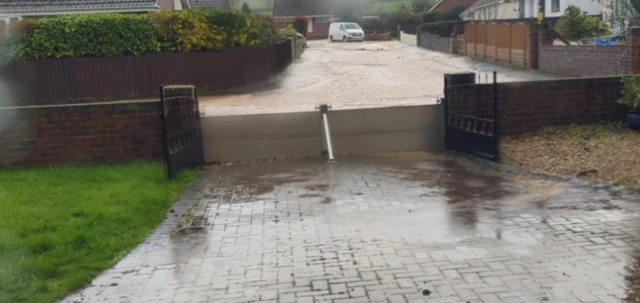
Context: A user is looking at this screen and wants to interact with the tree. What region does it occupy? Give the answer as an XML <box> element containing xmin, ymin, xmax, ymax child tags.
<box><xmin>555</xmin><ymin>5</ymin><xmax>611</xmax><ymax>41</ymax></box>
<box><xmin>241</xmin><ymin>2</ymin><xmax>251</xmax><ymax>14</ymax></box>
<box><xmin>632</xmin><ymin>0</ymin><xmax>640</xmax><ymax>12</ymax></box>
<box><xmin>333</xmin><ymin>0</ymin><xmax>367</xmax><ymax>22</ymax></box>
<box><xmin>411</xmin><ymin>0</ymin><xmax>431</xmax><ymax>15</ymax></box>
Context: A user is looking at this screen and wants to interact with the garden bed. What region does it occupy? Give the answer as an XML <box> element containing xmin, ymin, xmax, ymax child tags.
<box><xmin>502</xmin><ymin>123</ymin><xmax>640</xmax><ymax>187</ymax></box>
<box><xmin>0</xmin><ymin>163</ymin><xmax>199</xmax><ymax>303</ymax></box>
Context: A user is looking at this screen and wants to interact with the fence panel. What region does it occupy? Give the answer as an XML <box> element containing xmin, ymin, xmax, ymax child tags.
<box><xmin>485</xmin><ymin>23</ymin><xmax>497</xmax><ymax>61</ymax></box>
<box><xmin>465</xmin><ymin>23</ymin><xmax>476</xmax><ymax>56</ymax></box>
<box><xmin>0</xmin><ymin>41</ymin><xmax>293</xmax><ymax>107</ymax></box>
<box><xmin>496</xmin><ymin>23</ymin><xmax>511</xmax><ymax>63</ymax></box>
<box><xmin>475</xmin><ymin>23</ymin><xmax>486</xmax><ymax>58</ymax></box>
<box><xmin>510</xmin><ymin>22</ymin><xmax>527</xmax><ymax>67</ymax></box>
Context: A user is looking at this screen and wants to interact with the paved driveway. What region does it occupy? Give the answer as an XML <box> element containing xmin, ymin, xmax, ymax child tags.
<box><xmin>200</xmin><ymin>41</ymin><xmax>552</xmax><ymax>116</ymax></box>
<box><xmin>65</xmin><ymin>153</ymin><xmax>640</xmax><ymax>303</ymax></box>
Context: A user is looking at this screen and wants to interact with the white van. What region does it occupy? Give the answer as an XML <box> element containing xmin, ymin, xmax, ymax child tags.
<box><xmin>329</xmin><ymin>22</ymin><xmax>365</xmax><ymax>42</ymax></box>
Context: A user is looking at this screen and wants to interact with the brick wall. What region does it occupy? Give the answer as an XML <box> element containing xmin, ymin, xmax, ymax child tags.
<box><xmin>498</xmin><ymin>77</ymin><xmax>626</xmax><ymax>136</ymax></box>
<box><xmin>364</xmin><ymin>33</ymin><xmax>391</xmax><ymax>41</ymax></box>
<box><xmin>539</xmin><ymin>45</ymin><xmax>630</xmax><ymax>77</ymax></box>
<box><xmin>307</xmin><ymin>23</ymin><xmax>330</xmax><ymax>40</ymax></box>
<box><xmin>0</xmin><ymin>101</ymin><xmax>163</xmax><ymax>167</ymax></box>
<box><xmin>419</xmin><ymin>33</ymin><xmax>452</xmax><ymax>53</ymax></box>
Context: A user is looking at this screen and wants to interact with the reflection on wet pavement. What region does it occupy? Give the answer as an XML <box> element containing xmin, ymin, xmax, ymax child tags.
<box><xmin>64</xmin><ymin>152</ymin><xmax>640</xmax><ymax>303</ymax></box>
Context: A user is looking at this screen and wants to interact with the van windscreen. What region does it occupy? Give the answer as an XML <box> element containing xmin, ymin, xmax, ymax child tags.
<box><xmin>345</xmin><ymin>23</ymin><xmax>361</xmax><ymax>30</ymax></box>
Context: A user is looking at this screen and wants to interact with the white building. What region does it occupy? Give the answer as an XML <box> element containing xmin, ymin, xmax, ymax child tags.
<box><xmin>460</xmin><ymin>0</ymin><xmax>519</xmax><ymax>20</ymax></box>
<box><xmin>517</xmin><ymin>0</ymin><xmax>602</xmax><ymax>18</ymax></box>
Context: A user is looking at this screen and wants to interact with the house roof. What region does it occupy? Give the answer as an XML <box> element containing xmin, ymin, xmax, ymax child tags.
<box><xmin>272</xmin><ymin>0</ymin><xmax>333</xmax><ymax>17</ymax></box>
<box><xmin>429</xmin><ymin>0</ymin><xmax>477</xmax><ymax>12</ymax></box>
<box><xmin>187</xmin><ymin>0</ymin><xmax>231</xmax><ymax>8</ymax></box>
<box><xmin>0</xmin><ymin>0</ymin><xmax>160</xmax><ymax>12</ymax></box>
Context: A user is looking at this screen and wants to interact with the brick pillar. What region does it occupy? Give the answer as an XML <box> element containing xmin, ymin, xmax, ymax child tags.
<box><xmin>629</xmin><ymin>27</ymin><xmax>640</xmax><ymax>74</ymax></box>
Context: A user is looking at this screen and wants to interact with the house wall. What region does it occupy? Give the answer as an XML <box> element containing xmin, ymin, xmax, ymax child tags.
<box><xmin>0</xmin><ymin>101</ymin><xmax>163</xmax><ymax>167</ymax></box>
<box><xmin>464</xmin><ymin>3</ymin><xmax>518</xmax><ymax>20</ymax></box>
<box><xmin>521</xmin><ymin>0</ymin><xmax>602</xmax><ymax>18</ymax></box>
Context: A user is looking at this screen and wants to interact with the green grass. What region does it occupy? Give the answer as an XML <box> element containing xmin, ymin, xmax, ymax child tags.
<box><xmin>373</xmin><ymin>0</ymin><xmax>412</xmax><ymax>13</ymax></box>
<box><xmin>0</xmin><ymin>162</ymin><xmax>199</xmax><ymax>303</ymax></box>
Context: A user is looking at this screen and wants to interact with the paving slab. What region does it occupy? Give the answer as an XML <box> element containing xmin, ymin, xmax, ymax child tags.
<box><xmin>63</xmin><ymin>152</ymin><xmax>640</xmax><ymax>303</ymax></box>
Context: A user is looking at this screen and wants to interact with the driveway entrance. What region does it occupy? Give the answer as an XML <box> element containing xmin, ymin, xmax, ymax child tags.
<box><xmin>64</xmin><ymin>153</ymin><xmax>640</xmax><ymax>303</ymax></box>
<box><xmin>199</xmin><ymin>41</ymin><xmax>552</xmax><ymax>116</ymax></box>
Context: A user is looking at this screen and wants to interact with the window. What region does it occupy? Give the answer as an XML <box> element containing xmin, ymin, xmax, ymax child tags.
<box><xmin>551</xmin><ymin>0</ymin><xmax>560</xmax><ymax>12</ymax></box>
<box><xmin>494</xmin><ymin>7</ymin><xmax>498</xmax><ymax>19</ymax></box>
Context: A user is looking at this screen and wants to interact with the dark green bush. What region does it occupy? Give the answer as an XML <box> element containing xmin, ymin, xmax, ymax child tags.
<box><xmin>422</xmin><ymin>5</ymin><xmax>467</xmax><ymax>23</ymax></box>
<box><xmin>12</xmin><ymin>14</ymin><xmax>158</xmax><ymax>60</ymax></box>
<box><xmin>418</xmin><ymin>20</ymin><xmax>457</xmax><ymax>37</ymax></box>
<box><xmin>9</xmin><ymin>8</ymin><xmax>277</xmax><ymax>60</ymax></box>
<box><xmin>361</xmin><ymin>19</ymin><xmax>384</xmax><ymax>34</ymax></box>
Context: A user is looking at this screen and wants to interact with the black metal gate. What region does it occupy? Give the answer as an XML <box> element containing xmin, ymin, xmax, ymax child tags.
<box><xmin>159</xmin><ymin>85</ymin><xmax>205</xmax><ymax>180</ymax></box>
<box><xmin>443</xmin><ymin>72</ymin><xmax>500</xmax><ymax>161</ymax></box>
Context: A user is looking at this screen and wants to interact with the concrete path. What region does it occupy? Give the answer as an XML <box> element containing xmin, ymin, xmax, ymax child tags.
<box><xmin>200</xmin><ymin>41</ymin><xmax>552</xmax><ymax>116</ymax></box>
<box><xmin>64</xmin><ymin>152</ymin><xmax>640</xmax><ymax>303</ymax></box>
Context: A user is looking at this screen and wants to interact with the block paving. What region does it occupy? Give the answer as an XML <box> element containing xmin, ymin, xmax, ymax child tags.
<box><xmin>64</xmin><ymin>153</ymin><xmax>640</xmax><ymax>303</ymax></box>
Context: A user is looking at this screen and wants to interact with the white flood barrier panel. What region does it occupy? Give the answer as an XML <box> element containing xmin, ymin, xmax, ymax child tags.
<box><xmin>201</xmin><ymin>104</ymin><xmax>444</xmax><ymax>163</ymax></box>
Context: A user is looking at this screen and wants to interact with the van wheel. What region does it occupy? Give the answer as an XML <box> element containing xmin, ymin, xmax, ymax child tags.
<box><xmin>329</xmin><ymin>36</ymin><xmax>334</xmax><ymax>42</ymax></box>
<box><xmin>342</xmin><ymin>36</ymin><xmax>347</xmax><ymax>42</ymax></box>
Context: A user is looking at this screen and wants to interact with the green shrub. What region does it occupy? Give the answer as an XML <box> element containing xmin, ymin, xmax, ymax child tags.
<box><xmin>281</xmin><ymin>25</ymin><xmax>298</xmax><ymax>41</ymax></box>
<box><xmin>150</xmin><ymin>10</ymin><xmax>220</xmax><ymax>51</ymax></box>
<box><xmin>620</xmin><ymin>76</ymin><xmax>640</xmax><ymax>111</ymax></box>
<box><xmin>419</xmin><ymin>20</ymin><xmax>457</xmax><ymax>37</ymax></box>
<box><xmin>422</xmin><ymin>6</ymin><xmax>466</xmax><ymax>23</ymax></box>
<box><xmin>361</xmin><ymin>19</ymin><xmax>384</xmax><ymax>34</ymax></box>
<box><xmin>555</xmin><ymin>5</ymin><xmax>611</xmax><ymax>41</ymax></box>
<box><xmin>9</xmin><ymin>8</ymin><xmax>277</xmax><ymax>60</ymax></box>
<box><xmin>11</xmin><ymin>14</ymin><xmax>158</xmax><ymax>60</ymax></box>
<box><xmin>381</xmin><ymin>12</ymin><xmax>417</xmax><ymax>34</ymax></box>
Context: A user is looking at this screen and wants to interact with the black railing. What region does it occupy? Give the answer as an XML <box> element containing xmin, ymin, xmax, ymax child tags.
<box><xmin>443</xmin><ymin>72</ymin><xmax>500</xmax><ymax>161</ymax></box>
<box><xmin>159</xmin><ymin>85</ymin><xmax>205</xmax><ymax>180</ymax></box>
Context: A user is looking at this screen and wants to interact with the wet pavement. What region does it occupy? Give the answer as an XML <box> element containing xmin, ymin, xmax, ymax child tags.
<box><xmin>64</xmin><ymin>152</ymin><xmax>640</xmax><ymax>303</ymax></box>
<box><xmin>200</xmin><ymin>41</ymin><xmax>552</xmax><ymax>116</ymax></box>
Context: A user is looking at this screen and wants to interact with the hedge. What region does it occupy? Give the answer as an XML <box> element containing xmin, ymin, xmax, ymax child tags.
<box><xmin>419</xmin><ymin>21</ymin><xmax>458</xmax><ymax>37</ymax></box>
<box><xmin>13</xmin><ymin>14</ymin><xmax>158</xmax><ymax>59</ymax></box>
<box><xmin>422</xmin><ymin>6</ymin><xmax>467</xmax><ymax>23</ymax></box>
<box><xmin>8</xmin><ymin>8</ymin><xmax>278</xmax><ymax>60</ymax></box>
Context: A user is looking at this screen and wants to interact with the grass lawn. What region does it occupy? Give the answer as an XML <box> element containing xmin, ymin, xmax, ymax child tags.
<box><xmin>0</xmin><ymin>162</ymin><xmax>199</xmax><ymax>303</ymax></box>
<box><xmin>373</xmin><ymin>0</ymin><xmax>412</xmax><ymax>12</ymax></box>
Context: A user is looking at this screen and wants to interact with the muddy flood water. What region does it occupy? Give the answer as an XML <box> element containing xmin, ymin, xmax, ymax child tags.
<box><xmin>65</xmin><ymin>152</ymin><xmax>640</xmax><ymax>303</ymax></box>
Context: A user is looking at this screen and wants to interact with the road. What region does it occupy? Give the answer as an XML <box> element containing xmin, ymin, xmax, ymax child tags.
<box><xmin>200</xmin><ymin>41</ymin><xmax>552</xmax><ymax>116</ymax></box>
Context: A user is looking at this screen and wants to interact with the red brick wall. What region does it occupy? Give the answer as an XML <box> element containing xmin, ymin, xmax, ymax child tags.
<box><xmin>0</xmin><ymin>101</ymin><xmax>163</xmax><ymax>167</ymax></box>
<box><xmin>365</xmin><ymin>33</ymin><xmax>392</xmax><ymax>41</ymax></box>
<box><xmin>539</xmin><ymin>45</ymin><xmax>630</xmax><ymax>77</ymax></box>
<box><xmin>498</xmin><ymin>77</ymin><xmax>626</xmax><ymax>136</ymax></box>
<box><xmin>307</xmin><ymin>23</ymin><xmax>330</xmax><ymax>40</ymax></box>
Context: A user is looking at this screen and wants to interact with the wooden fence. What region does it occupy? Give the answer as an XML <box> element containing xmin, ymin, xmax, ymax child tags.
<box><xmin>464</xmin><ymin>21</ymin><xmax>537</xmax><ymax>68</ymax></box>
<box><xmin>0</xmin><ymin>40</ymin><xmax>293</xmax><ymax>106</ymax></box>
